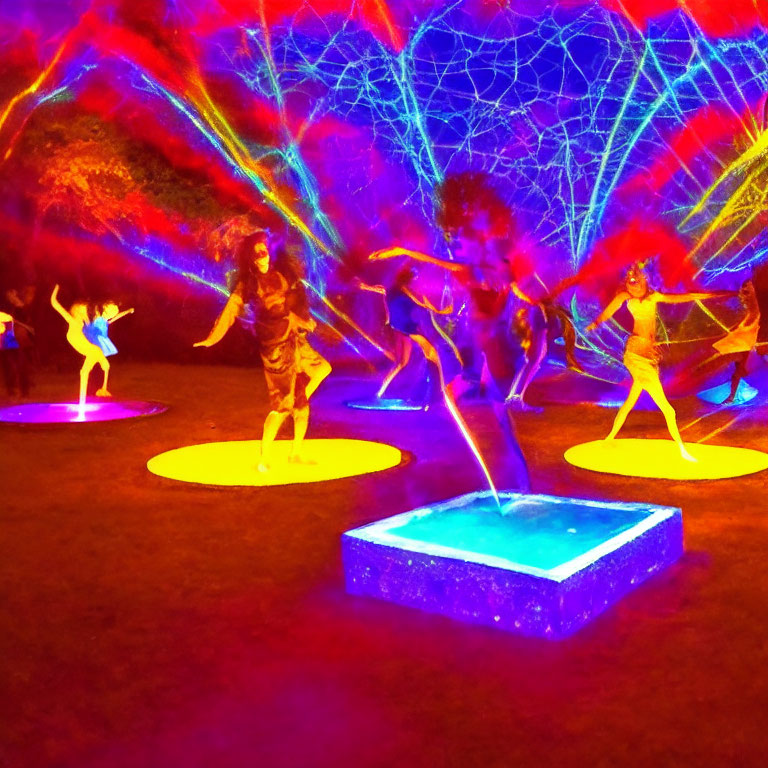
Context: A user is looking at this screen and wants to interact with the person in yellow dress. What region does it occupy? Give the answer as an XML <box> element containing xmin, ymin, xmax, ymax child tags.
<box><xmin>587</xmin><ymin>263</ymin><xmax>727</xmax><ymax>461</ymax></box>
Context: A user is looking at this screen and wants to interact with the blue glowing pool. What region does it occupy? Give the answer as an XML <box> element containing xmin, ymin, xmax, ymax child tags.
<box><xmin>345</xmin><ymin>398</ymin><xmax>426</xmax><ymax>412</ymax></box>
<box><xmin>342</xmin><ymin>492</ymin><xmax>683</xmax><ymax>638</ymax></box>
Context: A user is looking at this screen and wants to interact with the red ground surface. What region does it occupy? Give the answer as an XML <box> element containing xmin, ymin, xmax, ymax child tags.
<box><xmin>2</xmin><ymin>362</ymin><xmax>768</xmax><ymax>767</ymax></box>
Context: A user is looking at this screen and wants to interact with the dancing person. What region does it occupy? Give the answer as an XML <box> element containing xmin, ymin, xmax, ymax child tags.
<box><xmin>195</xmin><ymin>232</ymin><xmax>331</xmax><ymax>471</ymax></box>
<box><xmin>356</xmin><ymin>265</ymin><xmax>454</xmax><ymax>400</ymax></box>
<box><xmin>542</xmin><ymin>298</ymin><xmax>582</xmax><ymax>373</ymax></box>
<box><xmin>586</xmin><ymin>263</ymin><xmax>727</xmax><ymax>461</ymax></box>
<box><xmin>368</xmin><ymin>244</ymin><xmax>565</xmax><ymax>409</ymax></box>
<box><xmin>504</xmin><ymin>300</ymin><xmax>548</xmax><ymax>411</ymax></box>
<box><xmin>0</xmin><ymin>310</ymin><xmax>20</xmax><ymax>397</ymax></box>
<box><xmin>367</xmin><ymin>247</ymin><xmax>530</xmax><ymax>491</ymax></box>
<box><xmin>505</xmin><ymin>272</ymin><xmax>587</xmax><ymax>407</ymax></box>
<box><xmin>678</xmin><ymin>278</ymin><xmax>764</xmax><ymax>404</ymax></box>
<box><xmin>710</xmin><ymin>279</ymin><xmax>763</xmax><ymax>403</ymax></box>
<box><xmin>50</xmin><ymin>285</ymin><xmax>112</xmax><ymax>408</ymax></box>
<box><xmin>453</xmin><ymin>260</ymin><xmax>518</xmax><ymax>401</ymax></box>
<box><xmin>432</xmin><ymin>170</ymin><xmax>557</xmax><ymax>407</ymax></box>
<box><xmin>368</xmin><ymin>247</ymin><xmax>529</xmax><ymax>396</ymax></box>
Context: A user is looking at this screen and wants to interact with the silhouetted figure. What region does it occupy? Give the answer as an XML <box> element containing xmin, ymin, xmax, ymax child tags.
<box><xmin>3</xmin><ymin>286</ymin><xmax>36</xmax><ymax>397</ymax></box>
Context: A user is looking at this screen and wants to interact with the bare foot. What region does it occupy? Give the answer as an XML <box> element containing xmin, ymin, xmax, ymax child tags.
<box><xmin>679</xmin><ymin>445</ymin><xmax>697</xmax><ymax>463</ymax></box>
<box><xmin>95</xmin><ymin>387</ymin><xmax>112</xmax><ymax>398</ymax></box>
<box><xmin>257</xmin><ymin>462</ymin><xmax>270</xmax><ymax>473</ymax></box>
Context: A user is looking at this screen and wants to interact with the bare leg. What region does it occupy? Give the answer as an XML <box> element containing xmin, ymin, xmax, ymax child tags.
<box><xmin>259</xmin><ymin>409</ymin><xmax>290</xmax><ymax>471</ymax></box>
<box><xmin>507</xmin><ymin>329</ymin><xmax>547</xmax><ymax>409</ymax></box>
<box><xmin>561</xmin><ymin>314</ymin><xmax>582</xmax><ymax>372</ymax></box>
<box><xmin>411</xmin><ymin>334</ymin><xmax>445</xmax><ymax>387</ymax></box>
<box><xmin>95</xmin><ymin>357</ymin><xmax>111</xmax><ymax>397</ymax></box>
<box><xmin>377</xmin><ymin>335</ymin><xmax>412</xmax><ymax>398</ymax></box>
<box><xmin>606</xmin><ymin>382</ymin><xmax>643</xmax><ymax>440</ymax></box>
<box><xmin>645</xmin><ymin>379</ymin><xmax>695</xmax><ymax>461</ymax></box>
<box><xmin>411</xmin><ymin>332</ymin><xmax>451</xmax><ymax>405</ymax></box>
<box><xmin>79</xmin><ymin>358</ymin><xmax>97</xmax><ymax>409</ymax></box>
<box><xmin>724</xmin><ymin>353</ymin><xmax>749</xmax><ymax>403</ymax></box>
<box><xmin>289</xmin><ymin>406</ymin><xmax>311</xmax><ymax>462</ymax></box>
<box><xmin>305</xmin><ymin>359</ymin><xmax>332</xmax><ymax>400</ymax></box>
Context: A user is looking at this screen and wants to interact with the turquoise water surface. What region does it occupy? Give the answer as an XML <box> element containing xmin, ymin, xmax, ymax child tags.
<box><xmin>388</xmin><ymin>497</ymin><xmax>651</xmax><ymax>571</ymax></box>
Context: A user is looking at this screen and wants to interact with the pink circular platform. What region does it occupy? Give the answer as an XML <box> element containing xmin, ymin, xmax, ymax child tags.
<box><xmin>0</xmin><ymin>400</ymin><xmax>168</xmax><ymax>424</ymax></box>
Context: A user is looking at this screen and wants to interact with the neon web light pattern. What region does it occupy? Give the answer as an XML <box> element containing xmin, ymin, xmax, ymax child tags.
<box><xmin>2</xmin><ymin>1</ymin><xmax>767</xmax><ymax>370</ymax></box>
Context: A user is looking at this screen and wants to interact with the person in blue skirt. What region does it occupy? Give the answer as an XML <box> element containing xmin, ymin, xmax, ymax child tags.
<box><xmin>83</xmin><ymin>302</ymin><xmax>134</xmax><ymax>359</ymax></box>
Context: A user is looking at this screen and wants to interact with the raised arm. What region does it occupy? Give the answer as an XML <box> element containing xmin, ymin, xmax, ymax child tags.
<box><xmin>511</xmin><ymin>282</ymin><xmax>536</xmax><ymax>305</ymax></box>
<box><xmin>656</xmin><ymin>290</ymin><xmax>733</xmax><ymax>304</ymax></box>
<box><xmin>402</xmin><ymin>286</ymin><xmax>453</xmax><ymax>315</ymax></box>
<box><xmin>368</xmin><ymin>247</ymin><xmax>465</xmax><ymax>273</ymax></box>
<box><xmin>12</xmin><ymin>319</ymin><xmax>34</xmax><ymax>334</ymax></box>
<box><xmin>586</xmin><ymin>291</ymin><xmax>629</xmax><ymax>331</ymax></box>
<box><xmin>193</xmin><ymin>290</ymin><xmax>243</xmax><ymax>347</ymax></box>
<box><xmin>107</xmin><ymin>308</ymin><xmax>135</xmax><ymax>324</ymax></box>
<box><xmin>354</xmin><ymin>278</ymin><xmax>386</xmax><ymax>295</ymax></box>
<box><xmin>50</xmin><ymin>285</ymin><xmax>72</xmax><ymax>322</ymax></box>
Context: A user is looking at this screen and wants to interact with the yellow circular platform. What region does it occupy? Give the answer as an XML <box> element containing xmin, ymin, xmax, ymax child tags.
<box><xmin>147</xmin><ymin>438</ymin><xmax>403</xmax><ymax>487</ymax></box>
<box><xmin>564</xmin><ymin>438</ymin><xmax>768</xmax><ymax>480</ymax></box>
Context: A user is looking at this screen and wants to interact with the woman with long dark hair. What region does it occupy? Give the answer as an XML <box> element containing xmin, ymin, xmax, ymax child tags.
<box><xmin>196</xmin><ymin>231</ymin><xmax>331</xmax><ymax>471</ymax></box>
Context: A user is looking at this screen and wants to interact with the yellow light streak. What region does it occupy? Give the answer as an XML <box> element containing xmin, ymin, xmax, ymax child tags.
<box><xmin>0</xmin><ymin>39</ymin><xmax>68</xmax><ymax>134</ymax></box>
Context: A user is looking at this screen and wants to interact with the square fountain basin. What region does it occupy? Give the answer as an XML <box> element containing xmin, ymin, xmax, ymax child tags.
<box><xmin>342</xmin><ymin>492</ymin><xmax>683</xmax><ymax>638</ymax></box>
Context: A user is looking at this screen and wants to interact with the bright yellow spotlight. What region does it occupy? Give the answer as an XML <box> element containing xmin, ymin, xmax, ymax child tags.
<box><xmin>564</xmin><ymin>439</ymin><xmax>768</xmax><ymax>480</ymax></box>
<box><xmin>147</xmin><ymin>438</ymin><xmax>403</xmax><ymax>487</ymax></box>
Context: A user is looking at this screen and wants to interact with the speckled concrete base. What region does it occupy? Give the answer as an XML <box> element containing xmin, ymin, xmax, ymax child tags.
<box><xmin>343</xmin><ymin>492</ymin><xmax>683</xmax><ymax>638</ymax></box>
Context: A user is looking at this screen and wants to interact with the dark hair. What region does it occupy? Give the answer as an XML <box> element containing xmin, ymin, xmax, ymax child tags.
<box><xmin>271</xmin><ymin>242</ymin><xmax>305</xmax><ymax>283</ymax></box>
<box><xmin>235</xmin><ymin>232</ymin><xmax>269</xmax><ymax>286</ymax></box>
